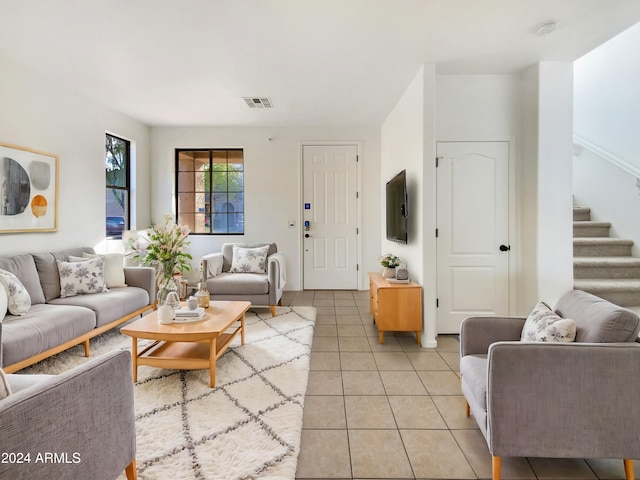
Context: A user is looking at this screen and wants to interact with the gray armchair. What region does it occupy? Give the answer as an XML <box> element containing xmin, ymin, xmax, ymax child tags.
<box><xmin>460</xmin><ymin>290</ymin><xmax>640</xmax><ymax>480</ymax></box>
<box><xmin>0</xmin><ymin>350</ymin><xmax>137</xmax><ymax>480</ymax></box>
<box><xmin>201</xmin><ymin>242</ymin><xmax>286</xmax><ymax>316</ymax></box>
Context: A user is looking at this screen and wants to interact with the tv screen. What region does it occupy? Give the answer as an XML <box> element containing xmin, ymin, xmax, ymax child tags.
<box><xmin>386</xmin><ymin>169</ymin><xmax>408</xmax><ymax>243</ymax></box>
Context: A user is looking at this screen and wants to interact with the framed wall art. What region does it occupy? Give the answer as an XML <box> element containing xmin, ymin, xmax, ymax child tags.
<box><xmin>0</xmin><ymin>142</ymin><xmax>59</xmax><ymax>233</ymax></box>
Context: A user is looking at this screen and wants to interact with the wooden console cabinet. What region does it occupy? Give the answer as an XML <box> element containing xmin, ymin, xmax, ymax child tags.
<box><xmin>369</xmin><ymin>272</ymin><xmax>422</xmax><ymax>346</ymax></box>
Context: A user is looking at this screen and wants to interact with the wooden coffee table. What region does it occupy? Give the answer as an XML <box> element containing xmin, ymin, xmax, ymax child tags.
<box><xmin>121</xmin><ymin>301</ymin><xmax>251</xmax><ymax>387</ymax></box>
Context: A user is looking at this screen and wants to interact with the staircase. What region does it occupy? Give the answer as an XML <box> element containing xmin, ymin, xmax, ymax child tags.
<box><xmin>573</xmin><ymin>206</ymin><xmax>640</xmax><ymax>307</ymax></box>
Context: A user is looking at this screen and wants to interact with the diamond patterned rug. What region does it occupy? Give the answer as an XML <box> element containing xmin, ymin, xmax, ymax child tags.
<box><xmin>20</xmin><ymin>306</ymin><xmax>316</xmax><ymax>480</ymax></box>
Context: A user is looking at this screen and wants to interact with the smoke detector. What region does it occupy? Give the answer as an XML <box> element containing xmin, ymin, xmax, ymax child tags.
<box><xmin>243</xmin><ymin>97</ymin><xmax>274</xmax><ymax>109</ymax></box>
<box><xmin>535</xmin><ymin>21</ymin><xmax>558</xmax><ymax>36</ymax></box>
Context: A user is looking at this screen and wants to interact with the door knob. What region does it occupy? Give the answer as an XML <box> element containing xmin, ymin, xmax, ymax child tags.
<box><xmin>499</xmin><ymin>244</ymin><xmax>510</xmax><ymax>252</ymax></box>
<box><xmin>305</xmin><ymin>233</ymin><xmax>311</xmax><ymax>238</ymax></box>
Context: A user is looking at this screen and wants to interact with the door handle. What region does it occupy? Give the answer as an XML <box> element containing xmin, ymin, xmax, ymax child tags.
<box><xmin>305</xmin><ymin>233</ymin><xmax>311</xmax><ymax>238</ymax></box>
<box><xmin>499</xmin><ymin>244</ymin><xmax>510</xmax><ymax>252</ymax></box>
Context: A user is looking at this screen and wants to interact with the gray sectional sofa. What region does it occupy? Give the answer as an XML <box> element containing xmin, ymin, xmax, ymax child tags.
<box><xmin>0</xmin><ymin>247</ymin><xmax>155</xmax><ymax>372</ymax></box>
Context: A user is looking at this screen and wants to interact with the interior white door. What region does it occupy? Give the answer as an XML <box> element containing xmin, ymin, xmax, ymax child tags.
<box><xmin>436</xmin><ymin>142</ymin><xmax>510</xmax><ymax>334</ymax></box>
<box><xmin>303</xmin><ymin>145</ymin><xmax>358</xmax><ymax>290</ymax></box>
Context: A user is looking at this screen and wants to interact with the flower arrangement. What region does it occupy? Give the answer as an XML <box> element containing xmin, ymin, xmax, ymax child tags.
<box><xmin>379</xmin><ymin>253</ymin><xmax>400</xmax><ymax>268</ymax></box>
<box><xmin>128</xmin><ymin>214</ymin><xmax>192</xmax><ymax>283</ymax></box>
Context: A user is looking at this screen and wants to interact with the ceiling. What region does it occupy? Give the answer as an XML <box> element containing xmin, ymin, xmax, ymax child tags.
<box><xmin>1</xmin><ymin>0</ymin><xmax>639</xmax><ymax>127</ymax></box>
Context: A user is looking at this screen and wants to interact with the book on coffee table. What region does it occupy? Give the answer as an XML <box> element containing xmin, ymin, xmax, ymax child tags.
<box><xmin>174</xmin><ymin>307</ymin><xmax>206</xmax><ymax>318</ymax></box>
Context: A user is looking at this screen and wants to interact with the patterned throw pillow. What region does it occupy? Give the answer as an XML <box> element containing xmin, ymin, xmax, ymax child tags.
<box><xmin>229</xmin><ymin>245</ymin><xmax>269</xmax><ymax>273</ymax></box>
<box><xmin>521</xmin><ymin>301</ymin><xmax>576</xmax><ymax>343</ymax></box>
<box><xmin>0</xmin><ymin>269</ymin><xmax>31</xmax><ymax>315</ymax></box>
<box><xmin>57</xmin><ymin>257</ymin><xmax>107</xmax><ymax>298</ymax></box>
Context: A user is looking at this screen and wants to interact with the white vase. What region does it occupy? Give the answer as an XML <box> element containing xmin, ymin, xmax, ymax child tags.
<box><xmin>382</xmin><ymin>267</ymin><xmax>396</xmax><ymax>278</ymax></box>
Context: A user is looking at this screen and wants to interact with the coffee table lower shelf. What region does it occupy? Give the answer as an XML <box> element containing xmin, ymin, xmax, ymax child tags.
<box><xmin>131</xmin><ymin>328</ymin><xmax>241</xmax><ymax>388</ymax></box>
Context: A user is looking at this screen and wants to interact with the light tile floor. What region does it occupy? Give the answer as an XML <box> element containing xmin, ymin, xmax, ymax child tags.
<box><xmin>282</xmin><ymin>290</ymin><xmax>635</xmax><ymax>480</ymax></box>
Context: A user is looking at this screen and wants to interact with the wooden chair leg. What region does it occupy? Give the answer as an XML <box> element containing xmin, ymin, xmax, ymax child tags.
<box><xmin>465</xmin><ymin>400</ymin><xmax>470</xmax><ymax>417</ymax></box>
<box><xmin>125</xmin><ymin>458</ymin><xmax>137</xmax><ymax>480</ymax></box>
<box><xmin>492</xmin><ymin>455</ymin><xmax>501</xmax><ymax>480</ymax></box>
<box><xmin>270</xmin><ymin>305</ymin><xmax>276</xmax><ymax>316</ymax></box>
<box><xmin>82</xmin><ymin>339</ymin><xmax>90</xmax><ymax>358</ymax></box>
<box><xmin>624</xmin><ymin>459</ymin><xmax>634</xmax><ymax>480</ymax></box>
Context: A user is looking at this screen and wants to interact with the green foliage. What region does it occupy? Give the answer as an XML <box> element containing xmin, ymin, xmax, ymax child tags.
<box><xmin>379</xmin><ymin>254</ymin><xmax>400</xmax><ymax>268</ymax></box>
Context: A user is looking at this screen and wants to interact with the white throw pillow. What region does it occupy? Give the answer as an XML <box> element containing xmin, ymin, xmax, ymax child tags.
<box><xmin>0</xmin><ymin>269</ymin><xmax>31</xmax><ymax>315</ymax></box>
<box><xmin>229</xmin><ymin>245</ymin><xmax>269</xmax><ymax>273</ymax></box>
<box><xmin>57</xmin><ymin>257</ymin><xmax>107</xmax><ymax>298</ymax></box>
<box><xmin>0</xmin><ymin>280</ymin><xmax>7</xmax><ymax>319</ymax></box>
<box><xmin>521</xmin><ymin>301</ymin><xmax>576</xmax><ymax>343</ymax></box>
<box><xmin>0</xmin><ymin>368</ymin><xmax>12</xmax><ymax>400</ymax></box>
<box><xmin>82</xmin><ymin>253</ymin><xmax>127</xmax><ymax>288</ymax></box>
<box><xmin>206</xmin><ymin>255</ymin><xmax>224</xmax><ymax>278</ymax></box>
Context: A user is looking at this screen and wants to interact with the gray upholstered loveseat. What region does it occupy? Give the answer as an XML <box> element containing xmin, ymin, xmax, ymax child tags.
<box><xmin>0</xmin><ymin>247</ymin><xmax>155</xmax><ymax>372</ymax></box>
<box><xmin>201</xmin><ymin>242</ymin><xmax>286</xmax><ymax>316</ymax></box>
<box><xmin>460</xmin><ymin>290</ymin><xmax>640</xmax><ymax>480</ymax></box>
<box><xmin>0</xmin><ymin>350</ymin><xmax>137</xmax><ymax>479</ymax></box>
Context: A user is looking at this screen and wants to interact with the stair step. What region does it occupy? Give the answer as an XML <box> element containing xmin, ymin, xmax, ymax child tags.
<box><xmin>574</xmin><ymin>280</ymin><xmax>640</xmax><ymax>307</ymax></box>
<box><xmin>573</xmin><ymin>206</ymin><xmax>591</xmax><ymax>222</ymax></box>
<box><xmin>573</xmin><ymin>221</ymin><xmax>611</xmax><ymax>238</ymax></box>
<box><xmin>573</xmin><ymin>257</ymin><xmax>640</xmax><ymax>279</ymax></box>
<box><xmin>573</xmin><ymin>238</ymin><xmax>633</xmax><ymax>257</ymax></box>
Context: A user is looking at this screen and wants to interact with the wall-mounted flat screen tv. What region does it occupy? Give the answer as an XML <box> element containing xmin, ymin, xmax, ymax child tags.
<box><xmin>386</xmin><ymin>169</ymin><xmax>408</xmax><ymax>244</ymax></box>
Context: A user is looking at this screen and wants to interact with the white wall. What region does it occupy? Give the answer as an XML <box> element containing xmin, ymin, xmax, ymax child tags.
<box><xmin>150</xmin><ymin>126</ymin><xmax>381</xmax><ymax>290</ymax></box>
<box><xmin>520</xmin><ymin>65</ymin><xmax>541</xmax><ymax>311</ymax></box>
<box><xmin>574</xmin><ymin>22</ymin><xmax>640</xmax><ymax>167</ymax></box>
<box><xmin>381</xmin><ymin>65</ymin><xmax>438</xmax><ymax>347</ymax></box>
<box><xmin>518</xmin><ymin>63</ymin><xmax>575</xmax><ymax>310</ymax></box>
<box><xmin>0</xmin><ymin>55</ymin><xmax>151</xmax><ymax>256</ymax></box>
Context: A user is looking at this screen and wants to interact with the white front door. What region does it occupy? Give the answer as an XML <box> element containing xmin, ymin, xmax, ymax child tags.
<box><xmin>303</xmin><ymin>144</ymin><xmax>359</xmax><ymax>290</ymax></box>
<box><xmin>436</xmin><ymin>142</ymin><xmax>510</xmax><ymax>334</ymax></box>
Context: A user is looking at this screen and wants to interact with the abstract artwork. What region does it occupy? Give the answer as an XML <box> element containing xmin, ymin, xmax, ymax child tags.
<box><xmin>0</xmin><ymin>142</ymin><xmax>58</xmax><ymax>232</ymax></box>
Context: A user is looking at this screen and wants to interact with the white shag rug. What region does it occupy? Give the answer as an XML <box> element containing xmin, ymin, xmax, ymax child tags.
<box><xmin>19</xmin><ymin>306</ymin><xmax>316</xmax><ymax>480</ymax></box>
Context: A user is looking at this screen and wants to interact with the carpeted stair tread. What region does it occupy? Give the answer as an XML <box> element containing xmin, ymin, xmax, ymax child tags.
<box><xmin>573</xmin><ymin>221</ymin><xmax>611</xmax><ymax>227</ymax></box>
<box><xmin>573</xmin><ymin>279</ymin><xmax>640</xmax><ymax>292</ymax></box>
<box><xmin>573</xmin><ymin>206</ymin><xmax>591</xmax><ymax>221</ymax></box>
<box><xmin>573</xmin><ymin>221</ymin><xmax>612</xmax><ymax>237</ymax></box>
<box><xmin>573</xmin><ymin>237</ymin><xmax>634</xmax><ymax>246</ymax></box>
<box><xmin>574</xmin><ymin>257</ymin><xmax>640</xmax><ymax>266</ymax></box>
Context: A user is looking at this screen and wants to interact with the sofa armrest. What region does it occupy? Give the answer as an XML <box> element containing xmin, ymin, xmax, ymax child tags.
<box><xmin>459</xmin><ymin>316</ymin><xmax>526</xmax><ymax>357</ymax></box>
<box><xmin>201</xmin><ymin>252</ymin><xmax>224</xmax><ymax>282</ymax></box>
<box><xmin>0</xmin><ymin>350</ymin><xmax>136</xmax><ymax>479</ymax></box>
<box><xmin>268</xmin><ymin>253</ymin><xmax>286</xmax><ymax>289</ymax></box>
<box><xmin>486</xmin><ymin>341</ymin><xmax>640</xmax><ymax>460</ymax></box>
<box><xmin>124</xmin><ymin>265</ymin><xmax>156</xmax><ymax>304</ymax></box>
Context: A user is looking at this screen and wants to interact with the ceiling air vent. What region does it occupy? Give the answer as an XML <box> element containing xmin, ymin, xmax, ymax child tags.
<box><xmin>243</xmin><ymin>97</ymin><xmax>273</xmax><ymax>109</ymax></box>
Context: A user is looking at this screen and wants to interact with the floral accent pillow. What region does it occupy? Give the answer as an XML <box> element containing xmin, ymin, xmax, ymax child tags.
<box><xmin>57</xmin><ymin>257</ymin><xmax>107</xmax><ymax>298</ymax></box>
<box><xmin>229</xmin><ymin>245</ymin><xmax>269</xmax><ymax>273</ymax></box>
<box><xmin>521</xmin><ymin>301</ymin><xmax>576</xmax><ymax>343</ymax></box>
<box><xmin>0</xmin><ymin>269</ymin><xmax>31</xmax><ymax>315</ymax></box>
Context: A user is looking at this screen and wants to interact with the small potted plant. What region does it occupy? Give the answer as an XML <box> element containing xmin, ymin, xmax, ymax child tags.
<box><xmin>379</xmin><ymin>253</ymin><xmax>400</xmax><ymax>278</ymax></box>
